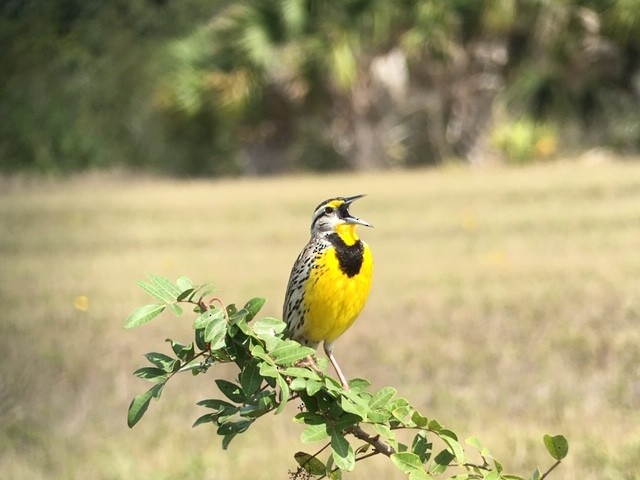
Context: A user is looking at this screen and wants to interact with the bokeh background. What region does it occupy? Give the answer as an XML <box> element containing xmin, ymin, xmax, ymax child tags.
<box><xmin>1</xmin><ymin>1</ymin><xmax>640</xmax><ymax>479</ymax></box>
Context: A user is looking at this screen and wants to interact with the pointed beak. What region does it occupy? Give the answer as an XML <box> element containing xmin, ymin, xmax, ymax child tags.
<box><xmin>342</xmin><ymin>194</ymin><xmax>373</xmax><ymax>228</ymax></box>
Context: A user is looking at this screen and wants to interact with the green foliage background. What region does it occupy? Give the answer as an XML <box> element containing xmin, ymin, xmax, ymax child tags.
<box><xmin>2</xmin><ymin>0</ymin><xmax>640</xmax><ymax>175</ymax></box>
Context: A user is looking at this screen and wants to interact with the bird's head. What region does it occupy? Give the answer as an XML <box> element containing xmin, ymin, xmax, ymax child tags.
<box><xmin>310</xmin><ymin>194</ymin><xmax>372</xmax><ymax>240</ymax></box>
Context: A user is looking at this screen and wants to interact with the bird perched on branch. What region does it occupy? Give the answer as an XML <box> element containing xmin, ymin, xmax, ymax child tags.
<box><xmin>283</xmin><ymin>195</ymin><xmax>373</xmax><ymax>388</ymax></box>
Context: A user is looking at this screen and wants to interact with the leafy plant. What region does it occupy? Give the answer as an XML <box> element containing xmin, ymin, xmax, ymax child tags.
<box><xmin>126</xmin><ymin>275</ymin><xmax>568</xmax><ymax>479</ymax></box>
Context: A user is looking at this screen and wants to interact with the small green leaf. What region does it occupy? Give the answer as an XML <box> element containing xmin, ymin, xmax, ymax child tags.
<box><xmin>483</xmin><ymin>471</ymin><xmax>502</xmax><ymax>480</ymax></box>
<box><xmin>192</xmin><ymin>413</ymin><xmax>215</xmax><ymax>427</ymax></box>
<box><xmin>177</xmin><ymin>288</ymin><xmax>195</xmax><ymax>302</ymax></box>
<box><xmin>330</xmin><ymin>429</ymin><xmax>355</xmax><ymax>471</ymax></box>
<box><xmin>347</xmin><ymin>378</ymin><xmax>370</xmax><ymax>392</ymax></box>
<box><xmin>240</xmin><ymin>359</ymin><xmax>263</xmax><ymax>396</ymax></box>
<box><xmin>306</xmin><ymin>380</ymin><xmax>324</xmax><ymax>396</ymax></box>
<box><xmin>301</xmin><ymin>423</ymin><xmax>330</xmax><ymax>443</ymax></box>
<box><xmin>281</xmin><ymin>367</ymin><xmax>321</xmax><ymax>381</ymax></box>
<box><xmin>215</xmin><ymin>379</ymin><xmax>245</xmax><ymax>403</ymax></box>
<box><xmin>412</xmin><ymin>411</ymin><xmax>429</xmax><ymax>427</ymax></box>
<box><xmin>217</xmin><ymin>418</ymin><xmax>253</xmax><ymax>436</ymax></box>
<box><xmin>543</xmin><ymin>434</ymin><xmax>568</xmax><ymax>460</ymax></box>
<box><xmin>221</xmin><ymin>433</ymin><xmax>237</xmax><ymax>450</ymax></box>
<box><xmin>294</xmin><ymin>452</ymin><xmax>327</xmax><ymax>476</ymax></box>
<box><xmin>391</xmin><ymin>452</ymin><xmax>425</xmax><ymax>474</ymax></box>
<box><xmin>197</xmin><ymin>398</ymin><xmax>238</xmax><ymax>412</ymax></box>
<box><xmin>440</xmin><ymin>433</ymin><xmax>464</xmax><ymax>464</ymax></box>
<box><xmin>127</xmin><ymin>383</ymin><xmax>164</xmax><ymax>428</ymax></box>
<box><xmin>243</xmin><ymin>297</ymin><xmax>266</xmax><ymax>321</ymax></box>
<box><xmin>124</xmin><ymin>304</ymin><xmax>166</xmax><ymax>328</ymax></box>
<box><xmin>412</xmin><ymin>431</ymin><xmax>430</xmax><ymax>463</ymax></box>
<box><xmin>166</xmin><ymin>339</ymin><xmax>195</xmax><ymax>362</ymax></box>
<box><xmin>370</xmin><ymin>386</ymin><xmax>397</xmax><ymax>409</ymax></box>
<box><xmin>430</xmin><ymin>449</ymin><xmax>455</xmax><ymax>473</ymax></box>
<box><xmin>253</xmin><ymin>317</ymin><xmax>287</xmax><ymax>336</ymax></box>
<box><xmin>194</xmin><ymin>308</ymin><xmax>225</xmax><ymax>330</ymax></box>
<box><xmin>340</xmin><ymin>396</ymin><xmax>368</xmax><ymax>420</ymax></box>
<box><xmin>147</xmin><ymin>274</ymin><xmax>182</xmax><ymax>299</ymax></box>
<box><xmin>204</xmin><ymin>313</ymin><xmax>227</xmax><ymax>350</ymax></box>
<box><xmin>176</xmin><ymin>275</ymin><xmax>193</xmax><ymax>291</ymax></box>
<box><xmin>275</xmin><ymin>374</ymin><xmax>290</xmax><ymax>414</ymax></box>
<box><xmin>259</xmin><ymin>362</ymin><xmax>279</xmax><ymax>379</ymax></box>
<box><xmin>409</xmin><ymin>470</ymin><xmax>433</xmax><ymax>480</ymax></box>
<box><xmin>270</xmin><ymin>341</ymin><xmax>316</xmax><ymax>365</ymax></box>
<box><xmin>133</xmin><ymin>367</ymin><xmax>168</xmax><ymax>383</ymax></box>
<box><xmin>137</xmin><ymin>280</ymin><xmax>175</xmax><ymax>304</ymax></box>
<box><xmin>169</xmin><ymin>303</ymin><xmax>183</xmax><ymax>316</ymax></box>
<box><xmin>145</xmin><ymin>352</ymin><xmax>179</xmax><ymax>372</ymax></box>
<box><xmin>530</xmin><ymin>467</ymin><xmax>542</xmax><ymax>480</ymax></box>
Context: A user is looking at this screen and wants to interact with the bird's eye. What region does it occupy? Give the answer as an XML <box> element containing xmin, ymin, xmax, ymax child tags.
<box><xmin>324</xmin><ymin>206</ymin><xmax>334</xmax><ymax>214</ymax></box>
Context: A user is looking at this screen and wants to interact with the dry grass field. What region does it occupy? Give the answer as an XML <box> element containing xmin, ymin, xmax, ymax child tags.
<box><xmin>1</xmin><ymin>160</ymin><xmax>639</xmax><ymax>479</ymax></box>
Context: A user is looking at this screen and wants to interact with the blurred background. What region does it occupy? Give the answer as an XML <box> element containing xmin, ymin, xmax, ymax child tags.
<box><xmin>1</xmin><ymin>1</ymin><xmax>640</xmax><ymax>479</ymax></box>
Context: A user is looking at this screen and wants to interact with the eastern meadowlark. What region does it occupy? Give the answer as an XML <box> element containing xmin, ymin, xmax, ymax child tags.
<box><xmin>283</xmin><ymin>195</ymin><xmax>373</xmax><ymax>388</ymax></box>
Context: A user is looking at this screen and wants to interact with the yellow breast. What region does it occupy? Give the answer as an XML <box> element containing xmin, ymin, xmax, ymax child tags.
<box><xmin>301</xmin><ymin>241</ymin><xmax>373</xmax><ymax>343</ymax></box>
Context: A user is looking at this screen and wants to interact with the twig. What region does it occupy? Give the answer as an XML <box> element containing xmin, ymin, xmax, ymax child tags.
<box><xmin>540</xmin><ymin>460</ymin><xmax>561</xmax><ymax>480</ymax></box>
<box><xmin>345</xmin><ymin>425</ymin><xmax>396</xmax><ymax>457</ymax></box>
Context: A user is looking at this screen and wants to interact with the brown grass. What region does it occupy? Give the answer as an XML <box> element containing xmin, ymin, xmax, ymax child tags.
<box><xmin>1</xmin><ymin>160</ymin><xmax>639</xmax><ymax>479</ymax></box>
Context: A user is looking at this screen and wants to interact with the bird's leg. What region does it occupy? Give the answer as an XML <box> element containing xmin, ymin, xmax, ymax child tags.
<box><xmin>323</xmin><ymin>342</ymin><xmax>350</xmax><ymax>390</ymax></box>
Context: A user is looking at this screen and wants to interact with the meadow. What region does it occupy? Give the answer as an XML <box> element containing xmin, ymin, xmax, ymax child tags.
<box><xmin>1</xmin><ymin>160</ymin><xmax>639</xmax><ymax>479</ymax></box>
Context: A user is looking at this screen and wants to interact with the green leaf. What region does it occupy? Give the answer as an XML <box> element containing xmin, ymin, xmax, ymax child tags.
<box><xmin>240</xmin><ymin>359</ymin><xmax>263</xmax><ymax>396</ymax></box>
<box><xmin>204</xmin><ymin>312</ymin><xmax>227</xmax><ymax>350</ymax></box>
<box><xmin>409</xmin><ymin>470</ymin><xmax>434</xmax><ymax>480</ymax></box>
<box><xmin>192</xmin><ymin>413</ymin><xmax>215</xmax><ymax>427</ymax></box>
<box><xmin>253</xmin><ymin>317</ymin><xmax>287</xmax><ymax>336</ymax></box>
<box><xmin>197</xmin><ymin>398</ymin><xmax>238</xmax><ymax>412</ymax></box>
<box><xmin>270</xmin><ymin>341</ymin><xmax>316</xmax><ymax>365</ymax></box>
<box><xmin>133</xmin><ymin>367</ymin><xmax>168</xmax><ymax>383</ymax></box>
<box><xmin>281</xmin><ymin>367</ymin><xmax>321</xmax><ymax>381</ymax></box>
<box><xmin>193</xmin><ymin>307</ymin><xmax>225</xmax><ymax>330</ymax></box>
<box><xmin>147</xmin><ymin>274</ymin><xmax>182</xmax><ymax>299</ymax></box>
<box><xmin>195</xmin><ymin>328</ymin><xmax>207</xmax><ymax>350</ymax></box>
<box><xmin>340</xmin><ymin>396</ymin><xmax>368</xmax><ymax>420</ymax></box>
<box><xmin>221</xmin><ymin>433</ymin><xmax>237</xmax><ymax>450</ymax></box>
<box><xmin>370</xmin><ymin>386</ymin><xmax>397</xmax><ymax>409</ymax></box>
<box><xmin>177</xmin><ymin>288</ymin><xmax>195</xmax><ymax>302</ymax></box>
<box><xmin>347</xmin><ymin>378</ymin><xmax>370</xmax><ymax>392</ymax></box>
<box><xmin>275</xmin><ymin>374</ymin><xmax>290</xmax><ymax>414</ymax></box>
<box><xmin>530</xmin><ymin>467</ymin><xmax>542</xmax><ymax>480</ymax></box>
<box><xmin>543</xmin><ymin>434</ymin><xmax>568</xmax><ymax>460</ymax></box>
<box><xmin>305</xmin><ymin>380</ymin><xmax>324</xmax><ymax>396</ymax></box>
<box><xmin>440</xmin><ymin>433</ymin><xmax>464</xmax><ymax>464</ymax></box>
<box><xmin>169</xmin><ymin>303</ymin><xmax>183</xmax><ymax>316</ymax></box>
<box><xmin>217</xmin><ymin>418</ymin><xmax>253</xmax><ymax>436</ymax></box>
<box><xmin>391</xmin><ymin>452</ymin><xmax>425</xmax><ymax>474</ymax></box>
<box><xmin>294</xmin><ymin>452</ymin><xmax>326</xmax><ymax>476</ymax></box>
<box><xmin>332</xmin><ymin>413</ymin><xmax>361</xmax><ymax>432</ymax></box>
<box><xmin>127</xmin><ymin>383</ymin><xmax>164</xmax><ymax>428</ymax></box>
<box><xmin>137</xmin><ymin>280</ymin><xmax>175</xmax><ymax>304</ymax></box>
<box><xmin>412</xmin><ymin>411</ymin><xmax>429</xmax><ymax>427</ymax></box>
<box><xmin>259</xmin><ymin>362</ymin><xmax>279</xmax><ymax>379</ymax></box>
<box><xmin>124</xmin><ymin>304</ymin><xmax>166</xmax><ymax>328</ymax></box>
<box><xmin>301</xmin><ymin>423</ymin><xmax>330</xmax><ymax>443</ymax></box>
<box><xmin>483</xmin><ymin>471</ymin><xmax>502</xmax><ymax>480</ymax></box>
<box><xmin>166</xmin><ymin>339</ymin><xmax>195</xmax><ymax>362</ymax></box>
<box><xmin>330</xmin><ymin>428</ymin><xmax>355</xmax><ymax>471</ymax></box>
<box><xmin>145</xmin><ymin>352</ymin><xmax>179</xmax><ymax>372</ymax></box>
<box><xmin>412</xmin><ymin>431</ymin><xmax>430</xmax><ymax>463</ymax></box>
<box><xmin>430</xmin><ymin>449</ymin><xmax>455</xmax><ymax>473</ymax></box>
<box><xmin>243</xmin><ymin>297</ymin><xmax>266</xmax><ymax>321</ymax></box>
<box><xmin>215</xmin><ymin>379</ymin><xmax>245</xmax><ymax>403</ymax></box>
<box><xmin>176</xmin><ymin>275</ymin><xmax>193</xmax><ymax>291</ymax></box>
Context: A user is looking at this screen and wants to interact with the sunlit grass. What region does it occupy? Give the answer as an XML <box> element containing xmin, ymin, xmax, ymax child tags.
<box><xmin>1</xmin><ymin>160</ymin><xmax>640</xmax><ymax>479</ymax></box>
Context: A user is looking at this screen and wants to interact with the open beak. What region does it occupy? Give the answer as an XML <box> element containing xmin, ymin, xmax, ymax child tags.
<box><xmin>342</xmin><ymin>194</ymin><xmax>373</xmax><ymax>228</ymax></box>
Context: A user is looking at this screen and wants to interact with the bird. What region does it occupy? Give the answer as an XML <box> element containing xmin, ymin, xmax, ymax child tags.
<box><xmin>283</xmin><ymin>195</ymin><xmax>373</xmax><ymax>388</ymax></box>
